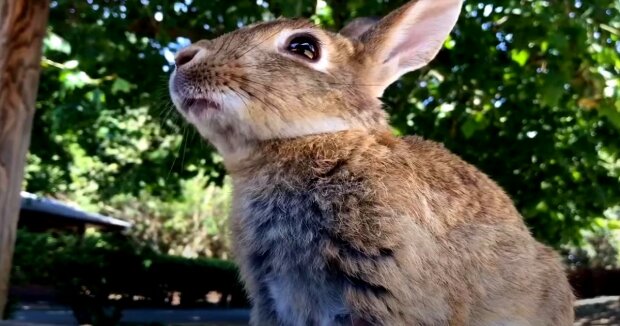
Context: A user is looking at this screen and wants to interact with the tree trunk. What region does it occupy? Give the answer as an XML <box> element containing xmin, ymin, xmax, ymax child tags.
<box><xmin>0</xmin><ymin>0</ymin><xmax>49</xmax><ymax>317</ymax></box>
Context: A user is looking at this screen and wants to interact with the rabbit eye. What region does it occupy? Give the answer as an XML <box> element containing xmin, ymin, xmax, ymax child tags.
<box><xmin>286</xmin><ymin>35</ymin><xmax>320</xmax><ymax>61</ymax></box>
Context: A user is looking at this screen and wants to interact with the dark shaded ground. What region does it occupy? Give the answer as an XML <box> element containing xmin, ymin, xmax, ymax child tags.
<box><xmin>1</xmin><ymin>296</ymin><xmax>619</xmax><ymax>325</ymax></box>
<box><xmin>3</xmin><ymin>304</ymin><xmax>249</xmax><ymax>325</ymax></box>
<box><xmin>575</xmin><ymin>296</ymin><xmax>620</xmax><ymax>325</ymax></box>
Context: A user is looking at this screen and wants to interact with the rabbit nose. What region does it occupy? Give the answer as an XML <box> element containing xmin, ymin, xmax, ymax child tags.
<box><xmin>175</xmin><ymin>47</ymin><xmax>200</xmax><ymax>67</ymax></box>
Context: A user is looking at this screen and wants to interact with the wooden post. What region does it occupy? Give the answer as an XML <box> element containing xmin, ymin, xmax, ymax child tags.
<box><xmin>0</xmin><ymin>0</ymin><xmax>49</xmax><ymax>317</ymax></box>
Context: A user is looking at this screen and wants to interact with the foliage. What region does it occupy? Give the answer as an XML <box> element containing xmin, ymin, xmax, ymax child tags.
<box><xmin>24</xmin><ymin>0</ymin><xmax>620</xmax><ymax>249</ymax></box>
<box><xmin>565</xmin><ymin>207</ymin><xmax>620</xmax><ymax>269</ymax></box>
<box><xmin>108</xmin><ymin>174</ymin><xmax>233</xmax><ymax>259</ymax></box>
<box><xmin>11</xmin><ymin>230</ymin><xmax>248</xmax><ymax>324</ymax></box>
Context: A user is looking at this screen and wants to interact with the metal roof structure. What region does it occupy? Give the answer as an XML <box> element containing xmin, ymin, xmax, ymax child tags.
<box><xmin>20</xmin><ymin>191</ymin><xmax>132</xmax><ymax>230</ymax></box>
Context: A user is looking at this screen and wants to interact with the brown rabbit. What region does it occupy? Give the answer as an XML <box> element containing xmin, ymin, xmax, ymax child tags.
<box><xmin>169</xmin><ymin>0</ymin><xmax>575</xmax><ymax>325</ymax></box>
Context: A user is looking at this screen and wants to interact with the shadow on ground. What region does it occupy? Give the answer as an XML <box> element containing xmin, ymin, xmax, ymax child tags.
<box><xmin>3</xmin><ymin>296</ymin><xmax>620</xmax><ymax>325</ymax></box>
<box><xmin>575</xmin><ymin>296</ymin><xmax>620</xmax><ymax>325</ymax></box>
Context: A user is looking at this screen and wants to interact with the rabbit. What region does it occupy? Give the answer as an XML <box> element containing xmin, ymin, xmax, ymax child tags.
<box><xmin>168</xmin><ymin>0</ymin><xmax>575</xmax><ymax>325</ymax></box>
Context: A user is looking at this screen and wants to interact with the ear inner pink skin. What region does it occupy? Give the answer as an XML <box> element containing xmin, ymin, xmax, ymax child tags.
<box><xmin>357</xmin><ymin>0</ymin><xmax>464</xmax><ymax>95</ymax></box>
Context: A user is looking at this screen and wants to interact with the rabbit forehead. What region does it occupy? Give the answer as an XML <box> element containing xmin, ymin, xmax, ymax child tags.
<box><xmin>209</xmin><ymin>18</ymin><xmax>356</xmax><ymax>71</ymax></box>
<box><xmin>218</xmin><ymin>18</ymin><xmax>316</xmax><ymax>46</ymax></box>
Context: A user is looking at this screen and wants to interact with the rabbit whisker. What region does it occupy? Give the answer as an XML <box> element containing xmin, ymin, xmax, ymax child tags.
<box><xmin>231</xmin><ymin>75</ymin><xmax>283</xmax><ymax>93</ymax></box>
<box><xmin>228</xmin><ymin>78</ymin><xmax>286</xmax><ymax>118</ymax></box>
<box><xmin>212</xmin><ymin>30</ymin><xmax>235</xmax><ymax>59</ymax></box>
<box><xmin>228</xmin><ymin>74</ymin><xmax>286</xmax><ymax>99</ymax></box>
<box><xmin>227</xmin><ymin>86</ymin><xmax>251</xmax><ymax>109</ymax></box>
<box><xmin>233</xmin><ymin>28</ymin><xmax>283</xmax><ymax>60</ymax></box>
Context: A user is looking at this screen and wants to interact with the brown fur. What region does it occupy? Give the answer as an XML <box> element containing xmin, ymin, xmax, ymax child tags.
<box><xmin>228</xmin><ymin>131</ymin><xmax>574</xmax><ymax>325</ymax></box>
<box><xmin>168</xmin><ymin>0</ymin><xmax>575</xmax><ymax>324</ymax></box>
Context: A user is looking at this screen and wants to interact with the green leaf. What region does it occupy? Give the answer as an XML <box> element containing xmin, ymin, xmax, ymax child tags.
<box><xmin>461</xmin><ymin>116</ymin><xmax>478</xmax><ymax>139</ymax></box>
<box><xmin>59</xmin><ymin>70</ymin><xmax>94</xmax><ymax>90</ymax></box>
<box><xmin>111</xmin><ymin>78</ymin><xmax>133</xmax><ymax>94</ymax></box>
<box><xmin>599</xmin><ymin>101</ymin><xmax>620</xmax><ymax>131</ymax></box>
<box><xmin>510</xmin><ymin>49</ymin><xmax>530</xmax><ymax>67</ymax></box>
<box><xmin>444</xmin><ymin>35</ymin><xmax>456</xmax><ymax>50</ymax></box>
<box><xmin>540</xmin><ymin>75</ymin><xmax>565</xmax><ymax>108</ymax></box>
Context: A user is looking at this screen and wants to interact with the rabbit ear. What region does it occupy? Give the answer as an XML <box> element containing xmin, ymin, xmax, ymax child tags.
<box><xmin>359</xmin><ymin>0</ymin><xmax>463</xmax><ymax>96</ymax></box>
<box><xmin>339</xmin><ymin>17</ymin><xmax>380</xmax><ymax>40</ymax></box>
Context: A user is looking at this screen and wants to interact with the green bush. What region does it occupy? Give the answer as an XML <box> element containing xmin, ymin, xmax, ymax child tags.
<box><xmin>11</xmin><ymin>230</ymin><xmax>248</xmax><ymax>325</ymax></box>
<box><xmin>25</xmin><ymin>0</ymin><xmax>620</xmax><ymax>250</ymax></box>
<box><xmin>108</xmin><ymin>174</ymin><xmax>233</xmax><ymax>259</ymax></box>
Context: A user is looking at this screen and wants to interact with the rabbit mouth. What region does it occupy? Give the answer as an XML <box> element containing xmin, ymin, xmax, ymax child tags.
<box><xmin>181</xmin><ymin>97</ymin><xmax>222</xmax><ymax>114</ymax></box>
<box><xmin>171</xmin><ymin>88</ymin><xmax>247</xmax><ymax>123</ymax></box>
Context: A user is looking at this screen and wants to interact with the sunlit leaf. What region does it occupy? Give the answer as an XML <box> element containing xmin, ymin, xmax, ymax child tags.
<box><xmin>44</xmin><ymin>31</ymin><xmax>71</xmax><ymax>54</ymax></box>
<box><xmin>510</xmin><ymin>49</ymin><xmax>529</xmax><ymax>67</ymax></box>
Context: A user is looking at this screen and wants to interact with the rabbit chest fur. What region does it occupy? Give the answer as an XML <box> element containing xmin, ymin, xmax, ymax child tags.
<box><xmin>235</xmin><ymin>186</ymin><xmax>351</xmax><ymax>326</ymax></box>
<box><xmin>228</xmin><ymin>131</ymin><xmax>575</xmax><ymax>326</ymax></box>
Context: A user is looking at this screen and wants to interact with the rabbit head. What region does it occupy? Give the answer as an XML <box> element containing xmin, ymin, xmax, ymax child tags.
<box><xmin>169</xmin><ymin>0</ymin><xmax>463</xmax><ymax>159</ymax></box>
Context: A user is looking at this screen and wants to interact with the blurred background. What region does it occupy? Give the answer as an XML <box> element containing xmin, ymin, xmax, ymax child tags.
<box><xmin>3</xmin><ymin>0</ymin><xmax>620</xmax><ymax>325</ymax></box>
